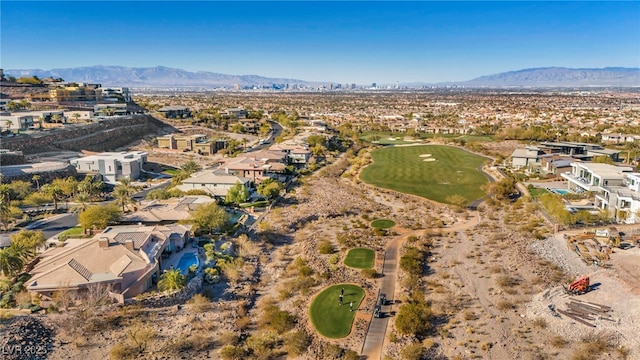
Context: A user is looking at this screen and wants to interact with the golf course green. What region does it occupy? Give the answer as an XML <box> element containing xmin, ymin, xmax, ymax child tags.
<box><xmin>370</xmin><ymin>219</ymin><xmax>395</xmax><ymax>229</ymax></box>
<box><xmin>309</xmin><ymin>284</ymin><xmax>365</xmax><ymax>338</ymax></box>
<box><xmin>344</xmin><ymin>248</ymin><xmax>375</xmax><ymax>268</ymax></box>
<box><xmin>360</xmin><ymin>145</ymin><xmax>488</xmax><ymax>205</ymax></box>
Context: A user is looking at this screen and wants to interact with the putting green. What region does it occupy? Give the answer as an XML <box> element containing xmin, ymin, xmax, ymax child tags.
<box><xmin>344</xmin><ymin>248</ymin><xmax>375</xmax><ymax>268</ymax></box>
<box><xmin>371</xmin><ymin>219</ymin><xmax>395</xmax><ymax>229</ymax></box>
<box><xmin>309</xmin><ymin>284</ymin><xmax>365</xmax><ymax>338</ymax></box>
<box><xmin>360</xmin><ymin>145</ymin><xmax>488</xmax><ymax>205</ymax></box>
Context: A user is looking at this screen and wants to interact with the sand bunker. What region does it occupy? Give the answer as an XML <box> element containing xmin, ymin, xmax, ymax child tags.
<box><xmin>419</xmin><ymin>154</ymin><xmax>432</xmax><ymax>157</ymax></box>
<box><xmin>423</xmin><ymin>158</ymin><xmax>436</xmax><ymax>162</ymax></box>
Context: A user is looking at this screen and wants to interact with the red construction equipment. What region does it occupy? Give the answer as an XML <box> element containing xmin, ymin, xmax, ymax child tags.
<box><xmin>563</xmin><ymin>276</ymin><xmax>590</xmax><ymax>295</ymax></box>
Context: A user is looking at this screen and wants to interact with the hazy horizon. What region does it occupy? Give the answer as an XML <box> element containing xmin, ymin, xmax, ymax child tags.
<box><xmin>2</xmin><ymin>1</ymin><xmax>639</xmax><ymax>84</ymax></box>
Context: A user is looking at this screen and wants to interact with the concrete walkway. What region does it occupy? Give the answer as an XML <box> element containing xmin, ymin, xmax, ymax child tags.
<box><xmin>360</xmin><ymin>232</ymin><xmax>405</xmax><ymax>359</ymax></box>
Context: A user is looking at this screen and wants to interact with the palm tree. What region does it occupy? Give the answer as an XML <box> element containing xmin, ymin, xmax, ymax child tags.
<box><xmin>74</xmin><ymin>192</ymin><xmax>91</xmax><ymax>212</ymax></box>
<box><xmin>180</xmin><ymin>160</ymin><xmax>202</xmax><ymax>174</ymax></box>
<box><xmin>113</xmin><ymin>178</ymin><xmax>136</xmax><ymax>212</ymax></box>
<box><xmin>157</xmin><ymin>268</ymin><xmax>186</xmax><ymax>292</ymax></box>
<box><xmin>32</xmin><ymin>175</ymin><xmax>41</xmax><ymax>191</ymax></box>
<box><xmin>0</xmin><ymin>194</ymin><xmax>11</xmax><ymax>230</ymax></box>
<box><xmin>0</xmin><ymin>243</ymin><xmax>33</xmax><ymax>277</ymax></box>
<box><xmin>41</xmin><ymin>184</ymin><xmax>63</xmax><ymax>211</ymax></box>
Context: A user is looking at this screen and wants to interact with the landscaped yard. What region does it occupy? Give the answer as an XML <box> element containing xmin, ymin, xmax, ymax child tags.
<box><xmin>59</xmin><ymin>226</ymin><xmax>83</xmax><ymax>237</ymax></box>
<box><xmin>344</xmin><ymin>248</ymin><xmax>375</xmax><ymax>269</ymax></box>
<box><xmin>309</xmin><ymin>284</ymin><xmax>365</xmax><ymax>338</ymax></box>
<box><xmin>370</xmin><ymin>219</ymin><xmax>395</xmax><ymax>229</ymax></box>
<box><xmin>360</xmin><ymin>145</ymin><xmax>489</xmax><ymax>205</ymax></box>
<box><xmin>528</xmin><ymin>187</ymin><xmax>550</xmax><ymax>198</ymax></box>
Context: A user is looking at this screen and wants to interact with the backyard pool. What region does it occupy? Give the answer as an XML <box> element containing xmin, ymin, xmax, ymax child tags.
<box><xmin>554</xmin><ymin>189</ymin><xmax>570</xmax><ymax>195</ymax></box>
<box><xmin>176</xmin><ymin>252</ymin><xmax>199</xmax><ymax>274</ymax></box>
<box><xmin>226</xmin><ymin>210</ymin><xmax>244</xmax><ymax>225</ymax></box>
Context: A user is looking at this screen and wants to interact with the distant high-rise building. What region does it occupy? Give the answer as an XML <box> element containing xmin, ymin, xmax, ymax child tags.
<box><xmin>351</xmin><ymin>83</ymin><xmax>356</xmax><ymax>90</ymax></box>
<box><xmin>234</xmin><ymin>84</ymin><xmax>241</xmax><ymax>90</ymax></box>
<box><xmin>396</xmin><ymin>81</ymin><xmax>399</xmax><ymax>89</ymax></box>
<box><xmin>371</xmin><ymin>83</ymin><xmax>377</xmax><ymax>89</ymax></box>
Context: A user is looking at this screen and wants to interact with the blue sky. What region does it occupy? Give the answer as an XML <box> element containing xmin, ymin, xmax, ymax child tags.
<box><xmin>1</xmin><ymin>1</ymin><xmax>639</xmax><ymax>84</ymax></box>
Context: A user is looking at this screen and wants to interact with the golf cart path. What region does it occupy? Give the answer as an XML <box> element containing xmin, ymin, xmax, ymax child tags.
<box><xmin>360</xmin><ymin>213</ymin><xmax>480</xmax><ymax>359</ymax></box>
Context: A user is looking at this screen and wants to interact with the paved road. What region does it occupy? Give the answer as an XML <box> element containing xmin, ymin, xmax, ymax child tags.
<box><xmin>0</xmin><ymin>212</ymin><xmax>79</xmax><ymax>247</ymax></box>
<box><xmin>244</xmin><ymin>121</ymin><xmax>282</xmax><ymax>153</ymax></box>
<box><xmin>361</xmin><ymin>233</ymin><xmax>405</xmax><ymax>359</ymax></box>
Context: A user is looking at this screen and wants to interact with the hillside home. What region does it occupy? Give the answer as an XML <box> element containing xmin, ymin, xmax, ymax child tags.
<box><xmin>123</xmin><ymin>196</ymin><xmax>215</xmax><ymax>224</ymax></box>
<box><xmin>561</xmin><ymin>162</ymin><xmax>632</xmax><ymax>194</ymax></box>
<box><xmin>26</xmin><ymin>224</ymin><xmax>192</xmax><ymax>303</ymax></box>
<box><xmin>70</xmin><ymin>151</ymin><xmax>147</xmax><ymax>184</ymax></box>
<box><xmin>175</xmin><ymin>170</ymin><xmax>252</xmax><ymax>198</ymax></box>
<box><xmin>158</xmin><ymin>106</ymin><xmax>191</xmax><ymax>119</ymax></box>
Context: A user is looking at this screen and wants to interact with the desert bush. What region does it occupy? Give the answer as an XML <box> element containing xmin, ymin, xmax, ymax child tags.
<box><xmin>318</xmin><ymin>240</ymin><xmax>336</xmax><ymax>254</ymax></box>
<box><xmin>218</xmin><ymin>344</ymin><xmax>247</xmax><ymax>360</ymax></box>
<box><xmin>109</xmin><ymin>343</ymin><xmax>139</xmax><ymax>360</ymax></box>
<box><xmin>188</xmin><ymin>294</ymin><xmax>211</xmax><ymax>313</ymax></box>
<box><xmin>283</xmin><ymin>330</ymin><xmax>311</xmax><ymax>356</ymax></box>
<box><xmin>395</xmin><ymin>299</ymin><xmax>432</xmax><ymax>336</ymax></box>
<box><xmin>532</xmin><ymin>317</ymin><xmax>547</xmax><ymax>329</ymax></box>
<box><xmin>401</xmin><ymin>343</ymin><xmax>424</xmax><ymax>360</ymax></box>
<box><xmin>361</xmin><ymin>268</ymin><xmax>377</xmax><ymax>278</ymax></box>
<box><xmin>550</xmin><ymin>335</ymin><xmax>568</xmax><ymax>348</ymax></box>
<box><xmin>496</xmin><ymin>300</ymin><xmax>514</xmax><ymax>311</ymax></box>
<box><xmin>219</xmin><ymin>331</ymin><xmax>239</xmax><ymax>346</ymax></box>
<box><xmin>496</xmin><ymin>275</ymin><xmax>519</xmax><ymax>288</ymax></box>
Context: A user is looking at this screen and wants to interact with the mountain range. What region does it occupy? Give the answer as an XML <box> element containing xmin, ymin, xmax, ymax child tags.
<box><xmin>4</xmin><ymin>66</ymin><xmax>639</xmax><ymax>88</ymax></box>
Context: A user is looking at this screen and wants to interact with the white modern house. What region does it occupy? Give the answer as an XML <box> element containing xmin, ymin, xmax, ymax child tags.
<box><xmin>70</xmin><ymin>151</ymin><xmax>147</xmax><ymax>184</ymax></box>
<box><xmin>560</xmin><ymin>162</ymin><xmax>632</xmax><ymax>194</ymax></box>
<box><xmin>596</xmin><ymin>172</ymin><xmax>640</xmax><ymax>224</ymax></box>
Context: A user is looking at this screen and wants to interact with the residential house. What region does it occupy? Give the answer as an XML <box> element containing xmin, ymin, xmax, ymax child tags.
<box><xmin>94</xmin><ymin>103</ymin><xmax>128</xmax><ymax>117</ymax></box>
<box><xmin>597</xmin><ymin>173</ymin><xmax>640</xmax><ymax>223</ymax></box>
<box><xmin>510</xmin><ymin>146</ymin><xmax>545</xmax><ymax>170</ymax></box>
<box><xmin>26</xmin><ymin>224</ymin><xmax>192</xmax><ymax>303</ymax></box>
<box><xmin>0</xmin><ymin>113</ymin><xmax>36</xmax><ymax>131</ymax></box>
<box><xmin>156</xmin><ymin>134</ymin><xmax>223</xmax><ymax>155</ymax></box>
<box><xmin>540</xmin><ymin>156</ymin><xmax>573</xmax><ymax>176</ymax></box>
<box><xmin>158</xmin><ymin>106</ymin><xmax>191</xmax><ymax>119</ymax></box>
<box><xmin>175</xmin><ymin>169</ymin><xmax>252</xmax><ymax>198</ymax></box>
<box><xmin>123</xmin><ymin>196</ymin><xmax>215</xmax><ymax>224</ymax></box>
<box><xmin>270</xmin><ymin>143</ymin><xmax>311</xmax><ymax>164</ymax></box>
<box><xmin>223</xmin><ymin>108</ymin><xmax>248</xmax><ymax>119</ymax></box>
<box><xmin>70</xmin><ymin>151</ymin><xmax>147</xmax><ymax>184</ymax></box>
<box><xmin>219</xmin><ymin>150</ymin><xmax>287</xmax><ymax>183</ymax></box>
<box><xmin>561</xmin><ymin>162</ymin><xmax>632</xmax><ymax>194</ymax></box>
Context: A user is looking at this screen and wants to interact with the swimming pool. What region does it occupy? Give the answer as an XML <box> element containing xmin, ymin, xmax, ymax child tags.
<box><xmin>554</xmin><ymin>189</ymin><xmax>569</xmax><ymax>195</ymax></box>
<box><xmin>226</xmin><ymin>210</ymin><xmax>243</xmax><ymax>225</ymax></box>
<box><xmin>176</xmin><ymin>252</ymin><xmax>199</xmax><ymax>274</ymax></box>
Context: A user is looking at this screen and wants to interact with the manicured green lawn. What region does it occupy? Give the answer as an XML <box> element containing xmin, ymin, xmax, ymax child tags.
<box><xmin>528</xmin><ymin>187</ymin><xmax>550</xmax><ymax>198</ymax></box>
<box><xmin>360</xmin><ymin>145</ymin><xmax>489</xmax><ymax>205</ymax></box>
<box><xmin>370</xmin><ymin>219</ymin><xmax>395</xmax><ymax>229</ymax></box>
<box><xmin>344</xmin><ymin>248</ymin><xmax>375</xmax><ymax>268</ymax></box>
<box><xmin>59</xmin><ymin>226</ymin><xmax>83</xmax><ymax>236</ymax></box>
<box><xmin>309</xmin><ymin>284</ymin><xmax>365</xmax><ymax>338</ymax></box>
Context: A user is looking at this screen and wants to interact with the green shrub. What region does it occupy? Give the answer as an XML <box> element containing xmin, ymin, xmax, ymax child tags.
<box><xmin>361</xmin><ymin>268</ymin><xmax>377</xmax><ymax>278</ymax></box>
<box><xmin>283</xmin><ymin>330</ymin><xmax>311</xmax><ymax>356</ymax></box>
<box><xmin>318</xmin><ymin>240</ymin><xmax>336</xmax><ymax>254</ymax></box>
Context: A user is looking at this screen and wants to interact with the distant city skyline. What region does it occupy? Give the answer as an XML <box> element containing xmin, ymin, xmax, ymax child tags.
<box><xmin>2</xmin><ymin>1</ymin><xmax>639</xmax><ymax>84</ymax></box>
